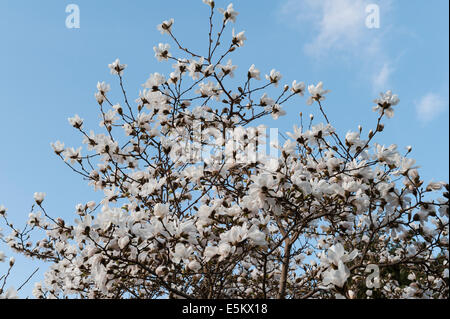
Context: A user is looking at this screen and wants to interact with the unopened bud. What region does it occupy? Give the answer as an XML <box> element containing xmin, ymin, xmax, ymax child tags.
<box><xmin>33</xmin><ymin>192</ymin><xmax>46</xmax><ymax>205</ymax></box>
<box><xmin>377</xmin><ymin>123</ymin><xmax>384</xmax><ymax>132</ymax></box>
<box><xmin>348</xmin><ymin>290</ymin><xmax>356</xmax><ymax>299</ymax></box>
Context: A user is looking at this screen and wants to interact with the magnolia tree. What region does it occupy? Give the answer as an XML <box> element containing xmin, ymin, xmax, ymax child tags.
<box><xmin>1</xmin><ymin>1</ymin><xmax>449</xmax><ymax>299</ymax></box>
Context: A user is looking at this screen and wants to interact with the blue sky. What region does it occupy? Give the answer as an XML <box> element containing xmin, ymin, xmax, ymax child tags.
<box><xmin>0</xmin><ymin>0</ymin><xmax>448</xmax><ymax>297</ymax></box>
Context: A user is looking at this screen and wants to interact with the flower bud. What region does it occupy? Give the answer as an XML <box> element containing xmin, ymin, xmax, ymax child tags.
<box><xmin>376</xmin><ymin>123</ymin><xmax>384</xmax><ymax>132</ymax></box>
<box><xmin>34</xmin><ymin>192</ymin><xmax>46</xmax><ymax>205</ymax></box>
<box><xmin>0</xmin><ymin>205</ymin><xmax>6</xmax><ymax>216</ymax></box>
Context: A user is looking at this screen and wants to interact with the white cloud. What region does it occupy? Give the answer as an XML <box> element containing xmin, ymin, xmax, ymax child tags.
<box><xmin>280</xmin><ymin>0</ymin><xmax>382</xmax><ymax>56</ymax></box>
<box><xmin>279</xmin><ymin>0</ymin><xmax>394</xmax><ymax>91</ymax></box>
<box><xmin>306</xmin><ymin>0</ymin><xmax>367</xmax><ymax>55</ymax></box>
<box><xmin>372</xmin><ymin>63</ymin><xmax>393</xmax><ymax>92</ymax></box>
<box><xmin>416</xmin><ymin>93</ymin><xmax>447</xmax><ymax>124</ymax></box>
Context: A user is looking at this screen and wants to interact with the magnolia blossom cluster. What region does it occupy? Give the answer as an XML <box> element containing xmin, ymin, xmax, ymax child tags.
<box><xmin>0</xmin><ymin>1</ymin><xmax>448</xmax><ymax>299</ymax></box>
<box><xmin>0</xmin><ymin>208</ymin><xmax>18</xmax><ymax>299</ymax></box>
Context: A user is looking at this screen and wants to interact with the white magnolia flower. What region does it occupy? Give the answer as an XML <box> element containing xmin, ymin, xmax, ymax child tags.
<box><xmin>172</xmin><ymin>243</ymin><xmax>193</xmax><ymax>264</ymax></box>
<box><xmin>345</xmin><ymin>131</ymin><xmax>366</xmax><ymax>150</ymax></box>
<box><xmin>95</xmin><ymin>92</ymin><xmax>104</xmax><ymax>104</ymax></box>
<box><xmin>407</xmin><ymin>273</ymin><xmax>416</xmax><ymax>281</ymax></box>
<box><xmin>68</xmin><ymin>114</ymin><xmax>84</xmax><ymax>129</ymax></box>
<box><xmin>347</xmin><ymin>290</ymin><xmax>356</xmax><ymax>299</ymax></box>
<box><xmin>306</xmin><ymin>81</ymin><xmax>330</xmax><ymax>105</ymax></box>
<box><xmin>267</xmin><ymin>104</ymin><xmax>286</xmax><ymax>120</ymax></box>
<box><xmin>322</xmin><ymin>260</ymin><xmax>351</xmax><ymax>288</ymax></box>
<box><xmin>372</xmin><ymin>90</ymin><xmax>399</xmax><ymax>118</ymax></box>
<box><xmin>188</xmin><ymin>260</ymin><xmax>202</xmax><ymax>272</ymax></box>
<box><xmin>204</xmin><ymin>246</ymin><xmax>219</xmax><ymax>262</ymax></box>
<box><xmin>218</xmin><ymin>59</ymin><xmax>237</xmax><ymax>78</ymax></box>
<box><xmin>217</xmin><ymin>242</ymin><xmax>235</xmax><ymax>261</ymax></box>
<box><xmin>34</xmin><ymin>192</ymin><xmax>46</xmax><ymax>205</ymax></box>
<box><xmin>32</xmin><ymin>283</ymin><xmax>43</xmax><ymax>299</ymax></box>
<box><xmin>0</xmin><ymin>287</ymin><xmax>18</xmax><ymax>299</ymax></box>
<box><xmin>202</xmin><ymin>0</ymin><xmax>214</xmax><ymax>8</ymax></box>
<box><xmin>219</xmin><ymin>3</ymin><xmax>238</xmax><ymax>24</ymax></box>
<box><xmin>220</xmin><ymin>224</ymin><xmax>248</xmax><ymax>244</ymax></box>
<box><xmin>0</xmin><ymin>205</ymin><xmax>6</xmax><ymax>217</ymax></box>
<box><xmin>187</xmin><ymin>57</ymin><xmax>205</xmax><ymax>80</ymax></box>
<box><xmin>203</xmin><ymin>64</ymin><xmax>215</xmax><ymax>77</ymax></box>
<box><xmin>118</xmin><ymin>236</ymin><xmax>130</xmax><ymax>249</ymax></box>
<box><xmin>157</xmin><ymin>18</ymin><xmax>174</xmax><ymax>35</ymax></box>
<box><xmin>108</xmin><ymin>58</ymin><xmax>127</xmax><ymax>75</ymax></box>
<box><xmin>51</xmin><ymin>141</ymin><xmax>65</xmax><ymax>155</ymax></box>
<box><xmin>247</xmin><ymin>225</ymin><xmax>266</xmax><ymax>246</ymax></box>
<box><xmin>373</xmin><ymin>143</ymin><xmax>399</xmax><ymax>165</ymax></box>
<box><xmin>28</xmin><ymin>211</ymin><xmax>42</xmax><ymax>226</ymax></box>
<box><xmin>265</xmin><ymin>69</ymin><xmax>282</xmax><ymax>87</ymax></box>
<box><xmin>168</xmin><ymin>71</ymin><xmax>181</xmax><ymax>84</ymax></box>
<box><xmin>154</xmin><ymin>203</ymin><xmax>169</xmax><ymax>218</ymax></box>
<box><xmin>291</xmin><ymin>80</ymin><xmax>305</xmax><ymax>95</ymax></box>
<box><xmin>153</xmin><ymin>43</ymin><xmax>171</xmax><ymax>62</ymax></box>
<box><xmin>232</xmin><ymin>28</ymin><xmax>246</xmax><ymax>47</ymax></box>
<box><xmin>396</xmin><ymin>157</ymin><xmax>418</xmax><ymax>175</ymax></box>
<box><xmin>144</xmin><ymin>72</ymin><xmax>166</xmax><ymax>90</ymax></box>
<box><xmin>172</xmin><ymin>58</ymin><xmax>188</xmax><ymax>74</ymax></box>
<box><xmin>259</xmin><ymin>93</ymin><xmax>275</xmax><ymax>109</ymax></box>
<box><xmin>320</xmin><ymin>243</ymin><xmax>358</xmax><ymax>288</ymax></box>
<box><xmin>96</xmin><ymin>81</ymin><xmax>110</xmax><ymax>94</ymax></box>
<box><xmin>426</xmin><ymin>181</ymin><xmax>446</xmax><ymax>191</ymax></box>
<box><xmin>248</xmin><ymin>64</ymin><xmax>260</xmax><ymax>80</ymax></box>
<box><xmin>324</xmin><ymin>243</ymin><xmax>358</xmax><ymax>266</ymax></box>
<box><xmin>62</xmin><ymin>147</ymin><xmax>82</xmax><ymax>164</ymax></box>
<box><xmin>196</xmin><ymin>81</ymin><xmax>222</xmax><ymax>100</ymax></box>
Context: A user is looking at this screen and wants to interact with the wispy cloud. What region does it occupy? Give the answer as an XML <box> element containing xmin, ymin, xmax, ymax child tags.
<box><xmin>305</xmin><ymin>0</ymin><xmax>367</xmax><ymax>55</ymax></box>
<box><xmin>278</xmin><ymin>0</ymin><xmax>394</xmax><ymax>91</ymax></box>
<box><xmin>280</xmin><ymin>0</ymin><xmax>388</xmax><ymax>55</ymax></box>
<box><xmin>372</xmin><ymin>63</ymin><xmax>393</xmax><ymax>92</ymax></box>
<box><xmin>416</xmin><ymin>93</ymin><xmax>447</xmax><ymax>124</ymax></box>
